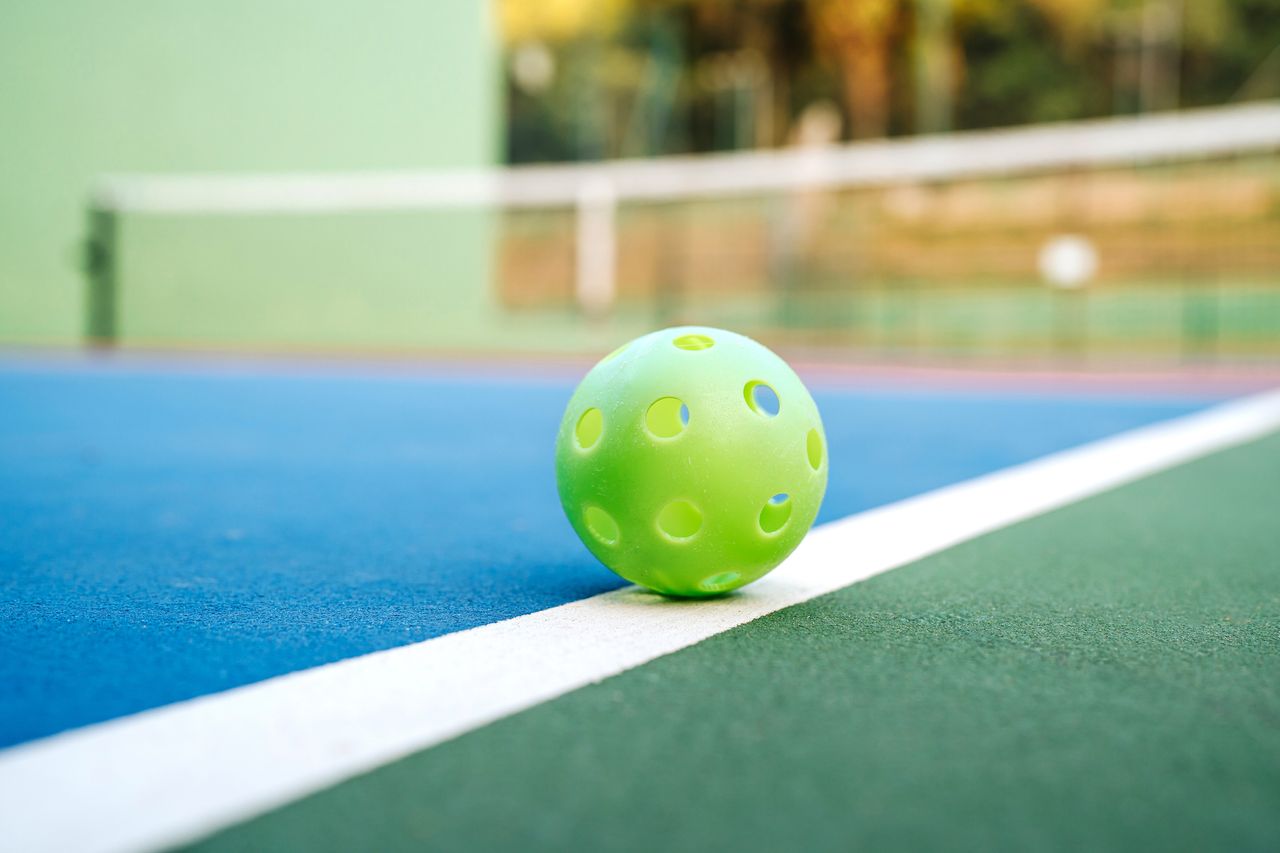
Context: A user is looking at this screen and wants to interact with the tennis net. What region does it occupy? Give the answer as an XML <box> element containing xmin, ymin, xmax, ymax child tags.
<box><xmin>86</xmin><ymin>101</ymin><xmax>1280</xmax><ymax>360</ymax></box>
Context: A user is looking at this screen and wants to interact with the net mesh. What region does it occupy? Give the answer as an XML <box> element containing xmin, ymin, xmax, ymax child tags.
<box><xmin>89</xmin><ymin>102</ymin><xmax>1280</xmax><ymax>361</ymax></box>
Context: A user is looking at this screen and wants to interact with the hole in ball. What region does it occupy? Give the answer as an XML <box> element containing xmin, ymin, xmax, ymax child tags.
<box><xmin>806</xmin><ymin>428</ymin><xmax>823</xmax><ymax>471</ymax></box>
<box><xmin>575</xmin><ymin>408</ymin><xmax>603</xmax><ymax>450</ymax></box>
<box><xmin>745</xmin><ymin>381</ymin><xmax>780</xmax><ymax>417</ymax></box>
<box><xmin>645</xmin><ymin>397</ymin><xmax>689</xmax><ymax>439</ymax></box>
<box><xmin>759</xmin><ymin>493</ymin><xmax>792</xmax><ymax>535</ymax></box>
<box><xmin>657</xmin><ymin>500</ymin><xmax>702</xmax><ymax>540</ymax></box>
<box><xmin>583</xmin><ymin>506</ymin><xmax>620</xmax><ymax>546</ymax></box>
<box><xmin>673</xmin><ymin>334</ymin><xmax>715</xmax><ymax>351</ymax></box>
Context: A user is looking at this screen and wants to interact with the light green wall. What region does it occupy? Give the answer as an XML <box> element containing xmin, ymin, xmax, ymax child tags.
<box><xmin>0</xmin><ymin>1</ymin><xmax>497</xmax><ymax>346</ymax></box>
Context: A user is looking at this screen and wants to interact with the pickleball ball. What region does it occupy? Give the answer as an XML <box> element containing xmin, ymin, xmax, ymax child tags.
<box><xmin>555</xmin><ymin>326</ymin><xmax>827</xmax><ymax>597</ymax></box>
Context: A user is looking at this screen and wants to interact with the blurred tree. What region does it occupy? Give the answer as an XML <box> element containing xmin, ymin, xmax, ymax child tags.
<box><xmin>811</xmin><ymin>0</ymin><xmax>904</xmax><ymax>138</ymax></box>
<box><xmin>914</xmin><ymin>0</ymin><xmax>955</xmax><ymax>133</ymax></box>
<box><xmin>1011</xmin><ymin>0</ymin><xmax>1239</xmax><ymax>113</ymax></box>
<box><xmin>499</xmin><ymin>0</ymin><xmax>629</xmax><ymax>43</ymax></box>
<box><xmin>1180</xmin><ymin>0</ymin><xmax>1280</xmax><ymax>107</ymax></box>
<box><xmin>498</xmin><ymin>0</ymin><xmax>1280</xmax><ymax>163</ymax></box>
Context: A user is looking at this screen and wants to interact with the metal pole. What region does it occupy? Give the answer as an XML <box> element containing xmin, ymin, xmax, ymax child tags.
<box><xmin>84</xmin><ymin>206</ymin><xmax>119</xmax><ymax>345</ymax></box>
<box><xmin>575</xmin><ymin>177</ymin><xmax>617</xmax><ymax>319</ymax></box>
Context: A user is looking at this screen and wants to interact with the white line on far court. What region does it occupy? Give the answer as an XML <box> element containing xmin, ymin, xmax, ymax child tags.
<box><xmin>2</xmin><ymin>389</ymin><xmax>1279</xmax><ymax>853</ymax></box>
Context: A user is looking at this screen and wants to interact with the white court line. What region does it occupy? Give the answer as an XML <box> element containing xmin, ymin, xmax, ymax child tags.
<box><xmin>2</xmin><ymin>389</ymin><xmax>1279</xmax><ymax>853</ymax></box>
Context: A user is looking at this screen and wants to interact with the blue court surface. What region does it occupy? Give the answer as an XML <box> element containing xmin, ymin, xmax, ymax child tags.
<box><xmin>0</xmin><ymin>355</ymin><xmax>1215</xmax><ymax>749</ymax></box>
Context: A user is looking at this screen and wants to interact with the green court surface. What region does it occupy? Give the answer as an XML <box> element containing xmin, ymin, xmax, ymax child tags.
<box><xmin>193</xmin><ymin>432</ymin><xmax>1280</xmax><ymax>852</ymax></box>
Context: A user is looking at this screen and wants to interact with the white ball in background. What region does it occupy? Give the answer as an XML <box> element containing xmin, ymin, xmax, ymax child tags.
<box><xmin>511</xmin><ymin>41</ymin><xmax>555</xmax><ymax>95</ymax></box>
<box><xmin>1038</xmin><ymin>234</ymin><xmax>1099</xmax><ymax>290</ymax></box>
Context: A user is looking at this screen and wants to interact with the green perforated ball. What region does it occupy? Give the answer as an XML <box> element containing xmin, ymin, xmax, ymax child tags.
<box><xmin>555</xmin><ymin>326</ymin><xmax>828</xmax><ymax>597</ymax></box>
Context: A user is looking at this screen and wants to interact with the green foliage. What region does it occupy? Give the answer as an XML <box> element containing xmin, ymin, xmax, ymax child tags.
<box><xmin>504</xmin><ymin>0</ymin><xmax>1280</xmax><ymax>162</ymax></box>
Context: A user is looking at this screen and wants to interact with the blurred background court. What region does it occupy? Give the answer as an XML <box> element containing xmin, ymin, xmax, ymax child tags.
<box><xmin>3</xmin><ymin>0</ymin><xmax>1279</xmax><ymax>365</ymax></box>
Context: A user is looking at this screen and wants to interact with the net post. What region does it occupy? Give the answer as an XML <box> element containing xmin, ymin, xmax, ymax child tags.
<box><xmin>575</xmin><ymin>177</ymin><xmax>617</xmax><ymax>319</ymax></box>
<box><xmin>84</xmin><ymin>204</ymin><xmax>119</xmax><ymax>346</ymax></box>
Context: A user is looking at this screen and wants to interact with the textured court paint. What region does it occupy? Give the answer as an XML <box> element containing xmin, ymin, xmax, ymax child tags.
<box><xmin>0</xmin><ymin>360</ymin><xmax>1209</xmax><ymax>746</ymax></box>
<box><xmin>192</xmin><ymin>432</ymin><xmax>1280</xmax><ymax>853</ymax></box>
<box><xmin>4</xmin><ymin>390</ymin><xmax>1273</xmax><ymax>853</ymax></box>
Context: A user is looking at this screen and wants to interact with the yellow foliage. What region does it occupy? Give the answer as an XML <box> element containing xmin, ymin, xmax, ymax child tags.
<box><xmin>498</xmin><ymin>0</ymin><xmax>629</xmax><ymax>43</ymax></box>
<box><xmin>812</xmin><ymin>0</ymin><xmax>902</xmax><ymax>41</ymax></box>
